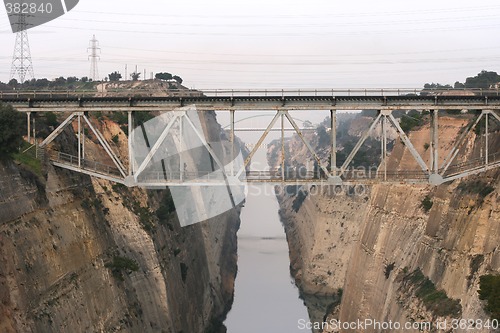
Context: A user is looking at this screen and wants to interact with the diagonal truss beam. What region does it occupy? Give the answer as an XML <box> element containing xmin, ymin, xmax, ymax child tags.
<box><xmin>440</xmin><ymin>112</ymin><xmax>485</xmax><ymax>176</ymax></box>
<box><xmin>134</xmin><ymin>114</ymin><xmax>179</xmax><ymax>179</ymax></box>
<box><xmin>83</xmin><ymin>115</ymin><xmax>127</xmax><ymax>178</ymax></box>
<box><xmin>387</xmin><ymin>113</ymin><xmax>429</xmax><ymax>175</ymax></box>
<box><xmin>236</xmin><ymin>111</ymin><xmax>281</xmax><ymax>178</ymax></box>
<box><xmin>40</xmin><ymin>112</ymin><xmax>78</xmax><ymax>148</ymax></box>
<box><xmin>490</xmin><ymin>110</ymin><xmax>500</xmax><ymax>124</ymax></box>
<box><xmin>183</xmin><ymin>113</ymin><xmax>237</xmax><ymax>208</ymax></box>
<box><xmin>340</xmin><ymin>113</ymin><xmax>382</xmax><ymax>175</ymax></box>
<box><xmin>183</xmin><ymin>113</ymin><xmax>228</xmax><ymax>174</ymax></box>
<box><xmin>283</xmin><ymin>110</ymin><xmax>330</xmax><ymax>177</ymax></box>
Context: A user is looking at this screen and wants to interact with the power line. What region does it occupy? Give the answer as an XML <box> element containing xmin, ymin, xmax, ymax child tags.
<box><xmin>75</xmin><ymin>5</ymin><xmax>500</xmax><ymax>19</ymax></box>
<box><xmin>57</xmin><ymin>13</ymin><xmax>500</xmax><ymax>29</ymax></box>
<box><xmin>44</xmin><ymin>22</ymin><xmax>500</xmax><ymax>37</ymax></box>
<box><xmin>102</xmin><ymin>45</ymin><xmax>500</xmax><ymax>59</ymax></box>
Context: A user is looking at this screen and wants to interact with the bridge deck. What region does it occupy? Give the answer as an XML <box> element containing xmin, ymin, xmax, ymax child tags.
<box><xmin>2</xmin><ymin>89</ymin><xmax>500</xmax><ymax>112</ymax></box>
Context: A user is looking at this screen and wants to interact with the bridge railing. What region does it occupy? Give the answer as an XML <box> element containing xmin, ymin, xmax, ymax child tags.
<box><xmin>201</xmin><ymin>88</ymin><xmax>500</xmax><ymax>97</ymax></box>
<box><xmin>0</xmin><ymin>89</ymin><xmax>204</xmax><ymax>99</ymax></box>
<box><xmin>47</xmin><ymin>149</ymin><xmax>499</xmax><ymax>184</ymax></box>
<box><xmin>50</xmin><ymin>151</ymin><xmax>123</xmax><ymax>177</ymax></box>
<box><xmin>443</xmin><ymin>152</ymin><xmax>500</xmax><ymax>177</ymax></box>
<box><xmin>2</xmin><ymin>88</ymin><xmax>500</xmax><ymax>99</ymax></box>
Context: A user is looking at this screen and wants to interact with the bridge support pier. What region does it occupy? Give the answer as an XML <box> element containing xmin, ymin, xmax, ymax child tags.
<box><xmin>128</xmin><ymin>111</ymin><xmax>134</xmax><ymax>176</ymax></box>
<box><xmin>485</xmin><ymin>111</ymin><xmax>489</xmax><ymax>165</ymax></box>
<box><xmin>27</xmin><ymin>112</ymin><xmax>31</xmax><ymax>144</ymax></box>
<box><xmin>381</xmin><ymin>114</ymin><xmax>387</xmax><ymax>181</ymax></box>
<box><xmin>230</xmin><ymin>110</ymin><xmax>235</xmax><ymax>176</ymax></box>
<box><xmin>281</xmin><ymin>112</ymin><xmax>285</xmax><ymax>181</ymax></box>
<box><xmin>330</xmin><ymin>110</ymin><xmax>337</xmax><ymax>176</ymax></box>
<box><xmin>77</xmin><ymin>114</ymin><xmax>81</xmax><ymax>168</ymax></box>
<box><xmin>430</xmin><ymin>109</ymin><xmax>439</xmax><ymax>174</ymax></box>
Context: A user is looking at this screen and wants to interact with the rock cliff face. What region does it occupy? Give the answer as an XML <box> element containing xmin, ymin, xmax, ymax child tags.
<box><xmin>276</xmin><ymin>116</ymin><xmax>500</xmax><ymax>332</ymax></box>
<box><xmin>0</xmin><ymin>111</ymin><xmax>240</xmax><ymax>333</ymax></box>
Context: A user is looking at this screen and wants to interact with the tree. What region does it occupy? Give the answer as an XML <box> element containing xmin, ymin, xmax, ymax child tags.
<box><xmin>108</xmin><ymin>71</ymin><xmax>122</xmax><ymax>82</ymax></box>
<box><xmin>316</xmin><ymin>125</ymin><xmax>330</xmax><ymax>148</ymax></box>
<box><xmin>34</xmin><ymin>78</ymin><xmax>50</xmax><ymax>88</ymax></box>
<box><xmin>423</xmin><ymin>83</ymin><xmax>452</xmax><ymax>89</ymax></box>
<box><xmin>465</xmin><ymin>70</ymin><xmax>500</xmax><ymax>89</ymax></box>
<box><xmin>130</xmin><ymin>72</ymin><xmax>141</xmax><ymax>81</ymax></box>
<box><xmin>155</xmin><ymin>72</ymin><xmax>172</xmax><ymax>81</ymax></box>
<box><xmin>172</xmin><ymin>75</ymin><xmax>183</xmax><ymax>84</ymax></box>
<box><xmin>81</xmin><ymin>77</ymin><xmax>89</xmax><ymax>82</ymax></box>
<box><xmin>454</xmin><ymin>81</ymin><xmax>465</xmax><ymax>89</ymax></box>
<box><xmin>8</xmin><ymin>79</ymin><xmax>18</xmax><ymax>87</ymax></box>
<box><xmin>54</xmin><ymin>77</ymin><xmax>67</xmax><ymax>85</ymax></box>
<box><xmin>0</xmin><ymin>103</ymin><xmax>24</xmax><ymax>157</ymax></box>
<box><xmin>67</xmin><ymin>76</ymin><xmax>79</xmax><ymax>83</ymax></box>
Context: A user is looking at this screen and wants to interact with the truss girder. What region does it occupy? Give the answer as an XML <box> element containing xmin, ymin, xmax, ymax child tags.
<box><xmin>27</xmin><ymin>104</ymin><xmax>500</xmax><ymax>186</ymax></box>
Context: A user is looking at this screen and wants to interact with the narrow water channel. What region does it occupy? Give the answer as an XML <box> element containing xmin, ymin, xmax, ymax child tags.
<box><xmin>224</xmin><ymin>149</ymin><xmax>309</xmax><ymax>333</ymax></box>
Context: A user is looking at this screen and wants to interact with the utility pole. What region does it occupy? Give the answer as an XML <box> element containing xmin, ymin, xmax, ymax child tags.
<box><xmin>10</xmin><ymin>13</ymin><xmax>34</xmax><ymax>83</ymax></box>
<box><xmin>125</xmin><ymin>64</ymin><xmax>127</xmax><ymax>81</ymax></box>
<box><xmin>88</xmin><ymin>35</ymin><xmax>100</xmax><ymax>81</ymax></box>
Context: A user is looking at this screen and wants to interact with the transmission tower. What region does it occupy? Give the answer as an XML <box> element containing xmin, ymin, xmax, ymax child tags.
<box><xmin>88</xmin><ymin>35</ymin><xmax>100</xmax><ymax>81</ymax></box>
<box><xmin>10</xmin><ymin>13</ymin><xmax>35</xmax><ymax>83</ymax></box>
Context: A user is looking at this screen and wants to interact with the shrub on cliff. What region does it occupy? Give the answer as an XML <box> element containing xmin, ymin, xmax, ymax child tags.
<box><xmin>402</xmin><ymin>269</ymin><xmax>462</xmax><ymax>318</ymax></box>
<box><xmin>0</xmin><ymin>103</ymin><xmax>24</xmax><ymax>157</ymax></box>
<box><xmin>105</xmin><ymin>255</ymin><xmax>139</xmax><ymax>281</ymax></box>
<box><xmin>421</xmin><ymin>195</ymin><xmax>433</xmax><ymax>212</ymax></box>
<box><xmin>478</xmin><ymin>274</ymin><xmax>500</xmax><ymax>320</ymax></box>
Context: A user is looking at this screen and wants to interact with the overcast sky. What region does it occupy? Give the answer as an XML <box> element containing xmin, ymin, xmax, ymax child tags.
<box><xmin>1</xmin><ymin>0</ymin><xmax>500</xmax><ymax>89</ymax></box>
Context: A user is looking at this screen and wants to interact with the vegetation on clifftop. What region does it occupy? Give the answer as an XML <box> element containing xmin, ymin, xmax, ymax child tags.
<box><xmin>0</xmin><ymin>103</ymin><xmax>24</xmax><ymax>157</ymax></box>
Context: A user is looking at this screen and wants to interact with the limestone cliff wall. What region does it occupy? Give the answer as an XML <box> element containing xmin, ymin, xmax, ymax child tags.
<box><xmin>0</xmin><ymin>111</ymin><xmax>240</xmax><ymax>333</ymax></box>
<box><xmin>277</xmin><ymin>116</ymin><xmax>500</xmax><ymax>332</ymax></box>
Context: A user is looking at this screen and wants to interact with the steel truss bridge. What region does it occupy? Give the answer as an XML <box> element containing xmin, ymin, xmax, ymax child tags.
<box><xmin>2</xmin><ymin>88</ymin><xmax>500</xmax><ymax>187</ymax></box>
